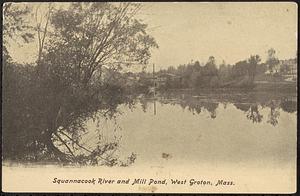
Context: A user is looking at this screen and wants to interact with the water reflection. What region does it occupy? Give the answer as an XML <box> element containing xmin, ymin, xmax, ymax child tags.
<box><xmin>56</xmin><ymin>90</ymin><xmax>297</xmax><ymax>166</ymax></box>
<box><xmin>140</xmin><ymin>91</ymin><xmax>296</xmax><ymax>127</ymax></box>
<box><xmin>110</xmin><ymin>91</ymin><xmax>297</xmax><ymax>167</ymax></box>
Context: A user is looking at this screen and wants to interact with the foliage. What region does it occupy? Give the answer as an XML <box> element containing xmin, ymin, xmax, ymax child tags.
<box><xmin>148</xmin><ymin>55</ymin><xmax>263</xmax><ymax>90</ymax></box>
<box><xmin>266</xmin><ymin>48</ymin><xmax>279</xmax><ymax>73</ymax></box>
<box><xmin>3</xmin><ymin>2</ymin><xmax>158</xmax><ymax>165</ymax></box>
<box><xmin>3</xmin><ymin>3</ymin><xmax>34</xmax><ymax>61</ymax></box>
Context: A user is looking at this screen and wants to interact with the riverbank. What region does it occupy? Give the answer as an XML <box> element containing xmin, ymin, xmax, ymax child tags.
<box><xmin>253</xmin><ymin>81</ymin><xmax>296</xmax><ymax>93</ymax></box>
<box><xmin>156</xmin><ymin>81</ymin><xmax>297</xmax><ymax>94</ymax></box>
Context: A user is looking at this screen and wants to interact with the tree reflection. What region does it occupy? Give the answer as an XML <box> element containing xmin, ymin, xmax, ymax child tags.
<box><xmin>280</xmin><ymin>98</ymin><xmax>297</xmax><ymax>113</ymax></box>
<box><xmin>177</xmin><ymin>96</ymin><xmax>218</xmax><ymax>118</ymax></box>
<box><xmin>140</xmin><ymin>98</ymin><xmax>149</xmax><ymax>113</ymax></box>
<box><xmin>49</xmin><ymin>92</ymin><xmax>140</xmax><ymax>166</ymax></box>
<box><xmin>200</xmin><ymin>101</ymin><xmax>218</xmax><ymax>118</ymax></box>
<box><xmin>267</xmin><ymin>101</ymin><xmax>280</xmax><ymax>126</ymax></box>
<box><xmin>234</xmin><ymin>103</ymin><xmax>250</xmax><ymax>112</ymax></box>
<box><xmin>142</xmin><ymin>91</ymin><xmax>296</xmax><ymax>126</ymax></box>
<box><xmin>246</xmin><ymin>105</ymin><xmax>263</xmax><ymax>123</ymax></box>
<box><xmin>234</xmin><ymin>103</ymin><xmax>264</xmax><ymax>123</ymax></box>
<box><xmin>40</xmin><ymin>91</ymin><xmax>295</xmax><ymax>165</ymax></box>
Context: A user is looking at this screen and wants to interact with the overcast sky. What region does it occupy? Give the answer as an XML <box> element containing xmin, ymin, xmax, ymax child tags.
<box><xmin>7</xmin><ymin>2</ymin><xmax>297</xmax><ymax>72</ymax></box>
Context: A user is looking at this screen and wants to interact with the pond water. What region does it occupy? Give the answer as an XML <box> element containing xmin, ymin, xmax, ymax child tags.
<box><xmin>81</xmin><ymin>90</ymin><xmax>297</xmax><ymax>169</ymax></box>
<box><xmin>3</xmin><ymin>90</ymin><xmax>297</xmax><ymax>193</ymax></box>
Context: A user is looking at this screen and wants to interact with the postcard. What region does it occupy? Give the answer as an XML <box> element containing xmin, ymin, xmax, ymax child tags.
<box><xmin>2</xmin><ymin>2</ymin><xmax>297</xmax><ymax>193</ymax></box>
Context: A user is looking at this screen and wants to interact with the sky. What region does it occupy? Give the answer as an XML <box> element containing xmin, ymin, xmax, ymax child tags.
<box><xmin>6</xmin><ymin>2</ymin><xmax>298</xmax><ymax>72</ymax></box>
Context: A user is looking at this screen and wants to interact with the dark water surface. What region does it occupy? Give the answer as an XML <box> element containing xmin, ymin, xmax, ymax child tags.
<box><xmin>80</xmin><ymin>90</ymin><xmax>297</xmax><ymax>168</ymax></box>
<box><xmin>3</xmin><ymin>90</ymin><xmax>297</xmax><ymax>193</ymax></box>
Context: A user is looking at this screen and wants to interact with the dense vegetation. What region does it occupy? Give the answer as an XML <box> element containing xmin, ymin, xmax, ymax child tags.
<box><xmin>2</xmin><ymin>2</ymin><xmax>296</xmax><ymax>166</ymax></box>
<box><xmin>157</xmin><ymin>55</ymin><xmax>262</xmax><ymax>89</ymax></box>
<box><xmin>3</xmin><ymin>2</ymin><xmax>158</xmax><ymax>165</ymax></box>
<box><xmin>131</xmin><ymin>49</ymin><xmax>296</xmax><ymax>91</ymax></box>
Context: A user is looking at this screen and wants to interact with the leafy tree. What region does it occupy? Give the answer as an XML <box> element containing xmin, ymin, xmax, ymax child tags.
<box><xmin>266</xmin><ymin>48</ymin><xmax>279</xmax><ymax>73</ymax></box>
<box><xmin>38</xmin><ymin>2</ymin><xmax>157</xmax><ymax>164</ymax></box>
<box><xmin>40</xmin><ymin>2</ymin><xmax>158</xmax><ymax>84</ymax></box>
<box><xmin>231</xmin><ymin>60</ymin><xmax>248</xmax><ymax>77</ymax></box>
<box><xmin>193</xmin><ymin>61</ymin><xmax>201</xmax><ymax>71</ymax></box>
<box><xmin>247</xmin><ymin>55</ymin><xmax>261</xmax><ymax>83</ymax></box>
<box><xmin>3</xmin><ymin>3</ymin><xmax>34</xmax><ymax>61</ymax></box>
<box><xmin>3</xmin><ymin>3</ymin><xmax>37</xmax><ymax>160</ymax></box>
<box><xmin>3</xmin><ymin>2</ymin><xmax>158</xmax><ymax>165</ymax></box>
<box><xmin>203</xmin><ymin>56</ymin><xmax>217</xmax><ymax>76</ymax></box>
<box><xmin>218</xmin><ymin>61</ymin><xmax>231</xmax><ymax>82</ymax></box>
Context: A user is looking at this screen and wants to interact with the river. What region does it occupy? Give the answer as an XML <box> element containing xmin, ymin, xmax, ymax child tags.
<box><xmin>80</xmin><ymin>90</ymin><xmax>297</xmax><ymax>169</ymax></box>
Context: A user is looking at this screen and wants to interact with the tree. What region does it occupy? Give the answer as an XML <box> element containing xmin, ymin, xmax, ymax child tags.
<box><xmin>247</xmin><ymin>55</ymin><xmax>261</xmax><ymax>82</ymax></box>
<box><xmin>3</xmin><ymin>2</ymin><xmax>158</xmax><ymax>165</ymax></box>
<box><xmin>193</xmin><ymin>61</ymin><xmax>201</xmax><ymax>71</ymax></box>
<box><xmin>3</xmin><ymin>3</ymin><xmax>37</xmax><ymax>159</ymax></box>
<box><xmin>218</xmin><ymin>60</ymin><xmax>230</xmax><ymax>81</ymax></box>
<box><xmin>203</xmin><ymin>56</ymin><xmax>217</xmax><ymax>76</ymax></box>
<box><xmin>40</xmin><ymin>2</ymin><xmax>157</xmax><ymax>163</ymax></box>
<box><xmin>266</xmin><ymin>48</ymin><xmax>279</xmax><ymax>74</ymax></box>
<box><xmin>3</xmin><ymin>3</ymin><xmax>34</xmax><ymax>61</ymax></box>
<box><xmin>207</xmin><ymin>56</ymin><xmax>216</xmax><ymax>65</ymax></box>
<box><xmin>34</xmin><ymin>3</ymin><xmax>54</xmax><ymax>67</ymax></box>
<box><xmin>232</xmin><ymin>60</ymin><xmax>248</xmax><ymax>77</ymax></box>
<box><xmin>42</xmin><ymin>2</ymin><xmax>158</xmax><ymax>86</ymax></box>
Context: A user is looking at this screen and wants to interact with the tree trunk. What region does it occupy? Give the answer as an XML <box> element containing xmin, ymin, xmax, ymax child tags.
<box><xmin>43</xmin><ymin>131</ymin><xmax>69</xmax><ymax>163</ymax></box>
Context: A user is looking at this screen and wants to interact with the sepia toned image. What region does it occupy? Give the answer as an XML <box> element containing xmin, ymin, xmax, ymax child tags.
<box><xmin>2</xmin><ymin>2</ymin><xmax>297</xmax><ymax>193</ymax></box>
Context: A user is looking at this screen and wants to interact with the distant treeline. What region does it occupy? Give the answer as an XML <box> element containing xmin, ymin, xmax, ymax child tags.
<box><xmin>156</xmin><ymin>55</ymin><xmax>263</xmax><ymax>89</ymax></box>
<box><xmin>128</xmin><ymin>49</ymin><xmax>296</xmax><ymax>91</ymax></box>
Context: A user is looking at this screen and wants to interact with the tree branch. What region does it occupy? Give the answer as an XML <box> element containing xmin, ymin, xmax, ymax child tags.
<box><xmin>58</xmin><ymin>130</ymin><xmax>93</xmax><ymax>153</ymax></box>
<box><xmin>53</xmin><ymin>132</ymin><xmax>76</xmax><ymax>158</ymax></box>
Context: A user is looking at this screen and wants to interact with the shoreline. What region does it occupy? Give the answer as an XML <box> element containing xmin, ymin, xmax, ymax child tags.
<box><xmin>153</xmin><ymin>81</ymin><xmax>297</xmax><ymax>94</ymax></box>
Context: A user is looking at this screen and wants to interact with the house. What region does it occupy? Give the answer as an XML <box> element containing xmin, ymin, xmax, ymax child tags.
<box><xmin>279</xmin><ymin>58</ymin><xmax>297</xmax><ymax>81</ymax></box>
<box><xmin>265</xmin><ymin>58</ymin><xmax>297</xmax><ymax>81</ymax></box>
<box><xmin>155</xmin><ymin>73</ymin><xmax>182</xmax><ymax>87</ymax></box>
<box><xmin>140</xmin><ymin>73</ymin><xmax>182</xmax><ymax>88</ymax></box>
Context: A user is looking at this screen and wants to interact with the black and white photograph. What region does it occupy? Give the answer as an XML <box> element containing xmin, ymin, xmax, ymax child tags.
<box><xmin>2</xmin><ymin>2</ymin><xmax>297</xmax><ymax>193</ymax></box>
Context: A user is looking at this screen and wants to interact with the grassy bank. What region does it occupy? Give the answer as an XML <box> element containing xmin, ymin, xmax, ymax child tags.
<box><xmin>253</xmin><ymin>81</ymin><xmax>297</xmax><ymax>93</ymax></box>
